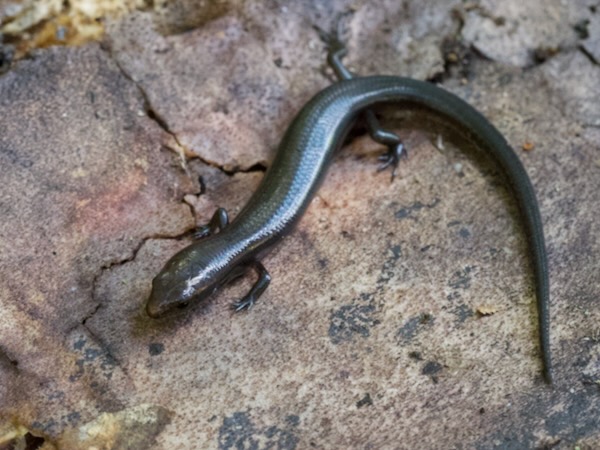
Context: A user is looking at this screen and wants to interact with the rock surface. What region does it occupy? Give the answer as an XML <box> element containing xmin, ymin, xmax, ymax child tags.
<box><xmin>1</xmin><ymin>0</ymin><xmax>599</xmax><ymax>449</ymax></box>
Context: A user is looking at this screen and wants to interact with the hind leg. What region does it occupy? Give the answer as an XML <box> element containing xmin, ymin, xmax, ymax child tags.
<box><xmin>317</xmin><ymin>23</ymin><xmax>407</xmax><ymax>180</ymax></box>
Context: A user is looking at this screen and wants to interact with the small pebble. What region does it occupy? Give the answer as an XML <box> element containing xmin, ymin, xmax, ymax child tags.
<box><xmin>522</xmin><ymin>141</ymin><xmax>535</xmax><ymax>152</ymax></box>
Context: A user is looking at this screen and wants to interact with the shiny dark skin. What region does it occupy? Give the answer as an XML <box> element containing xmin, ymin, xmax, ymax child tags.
<box><xmin>147</xmin><ymin>208</ymin><xmax>271</xmax><ymax>317</ymax></box>
<box><xmin>147</xmin><ymin>33</ymin><xmax>551</xmax><ymax>383</ymax></box>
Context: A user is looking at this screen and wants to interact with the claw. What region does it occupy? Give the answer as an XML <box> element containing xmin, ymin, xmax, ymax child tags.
<box><xmin>377</xmin><ymin>157</ymin><xmax>395</xmax><ymax>171</ymax></box>
<box><xmin>232</xmin><ymin>297</ymin><xmax>255</xmax><ymax>312</ymax></box>
<box><xmin>193</xmin><ymin>208</ymin><xmax>229</xmax><ymax>240</ymax></box>
<box><xmin>193</xmin><ymin>225</ymin><xmax>210</xmax><ymax>240</ymax></box>
<box><xmin>377</xmin><ymin>143</ymin><xmax>406</xmax><ymax>182</ymax></box>
<box><xmin>314</xmin><ymin>11</ymin><xmax>351</xmax><ymax>48</ymax></box>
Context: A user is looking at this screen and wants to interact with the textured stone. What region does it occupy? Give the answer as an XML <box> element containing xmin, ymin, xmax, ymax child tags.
<box><xmin>104</xmin><ymin>0</ymin><xmax>457</xmax><ymax>170</ymax></box>
<box><xmin>0</xmin><ymin>44</ymin><xmax>193</xmax><ymax>441</ymax></box>
<box><xmin>583</xmin><ymin>13</ymin><xmax>600</xmax><ymax>63</ymax></box>
<box><xmin>1</xmin><ymin>0</ymin><xmax>600</xmax><ymax>449</ymax></box>
<box><xmin>461</xmin><ymin>0</ymin><xmax>589</xmax><ymax>67</ymax></box>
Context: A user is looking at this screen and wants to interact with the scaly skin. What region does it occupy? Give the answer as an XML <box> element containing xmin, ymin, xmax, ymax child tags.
<box><xmin>147</xmin><ymin>75</ymin><xmax>552</xmax><ymax>384</ymax></box>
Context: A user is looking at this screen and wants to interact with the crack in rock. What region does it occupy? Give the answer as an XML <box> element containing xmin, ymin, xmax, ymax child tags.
<box><xmin>579</xmin><ymin>44</ymin><xmax>599</xmax><ymax>65</ymax></box>
<box><xmin>98</xmin><ymin>44</ymin><xmax>267</xmax><ymax>179</ymax></box>
<box><xmin>85</xmin><ymin>227</ymin><xmax>196</xmax><ymax>327</ymax></box>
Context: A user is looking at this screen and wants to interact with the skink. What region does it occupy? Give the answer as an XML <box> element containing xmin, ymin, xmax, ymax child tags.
<box><xmin>147</xmin><ymin>37</ymin><xmax>551</xmax><ymax>383</ymax></box>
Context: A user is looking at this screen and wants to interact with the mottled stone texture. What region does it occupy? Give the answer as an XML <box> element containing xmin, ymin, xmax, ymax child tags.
<box><xmin>1</xmin><ymin>0</ymin><xmax>599</xmax><ymax>449</ymax></box>
<box><xmin>0</xmin><ymin>44</ymin><xmax>192</xmax><ymax>447</ymax></box>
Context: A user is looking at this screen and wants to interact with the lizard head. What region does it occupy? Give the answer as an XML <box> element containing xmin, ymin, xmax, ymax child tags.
<box><xmin>146</xmin><ymin>244</ymin><xmax>222</xmax><ymax>318</ymax></box>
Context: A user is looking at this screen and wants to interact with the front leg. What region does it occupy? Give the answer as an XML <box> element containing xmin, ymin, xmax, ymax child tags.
<box><xmin>232</xmin><ymin>261</ymin><xmax>271</xmax><ymax>312</ymax></box>
<box><xmin>193</xmin><ymin>207</ymin><xmax>229</xmax><ymax>239</ymax></box>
